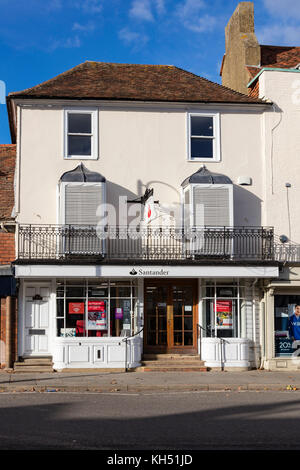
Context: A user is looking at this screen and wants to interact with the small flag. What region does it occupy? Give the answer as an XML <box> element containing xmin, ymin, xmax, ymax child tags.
<box><xmin>143</xmin><ymin>189</ymin><xmax>157</xmax><ymax>224</ymax></box>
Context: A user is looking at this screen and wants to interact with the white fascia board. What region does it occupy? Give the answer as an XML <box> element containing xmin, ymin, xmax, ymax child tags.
<box><xmin>14</xmin><ymin>98</ymin><xmax>270</xmax><ymax>113</ymax></box>
<box><xmin>15</xmin><ymin>264</ymin><xmax>279</xmax><ymax>279</ymax></box>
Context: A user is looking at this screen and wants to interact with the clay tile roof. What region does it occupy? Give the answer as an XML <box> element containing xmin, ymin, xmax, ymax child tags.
<box><xmin>246</xmin><ymin>66</ymin><xmax>262</xmax><ymax>79</ymax></box>
<box><xmin>0</xmin><ymin>144</ymin><xmax>16</xmax><ymax>220</ymax></box>
<box><xmin>8</xmin><ymin>61</ymin><xmax>267</xmax><ymax>105</ymax></box>
<box><xmin>260</xmin><ymin>45</ymin><xmax>300</xmax><ymax>69</ymax></box>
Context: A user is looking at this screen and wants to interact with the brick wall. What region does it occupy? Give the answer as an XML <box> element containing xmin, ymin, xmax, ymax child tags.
<box><xmin>0</xmin><ymin>297</ymin><xmax>18</xmax><ymax>368</ymax></box>
<box><xmin>0</xmin><ymin>144</ymin><xmax>17</xmax><ymax>367</ymax></box>
<box><xmin>0</xmin><ymin>298</ymin><xmax>6</xmax><ymax>367</ymax></box>
<box><xmin>0</xmin><ymin>144</ymin><xmax>16</xmax><ymax>265</ymax></box>
<box><xmin>0</xmin><ymin>144</ymin><xmax>16</xmax><ymax>221</ymax></box>
<box><xmin>0</xmin><ymin>232</ymin><xmax>15</xmax><ymax>265</ymax></box>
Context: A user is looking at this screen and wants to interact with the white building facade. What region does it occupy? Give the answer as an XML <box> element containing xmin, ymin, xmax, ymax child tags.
<box><xmin>248</xmin><ymin>68</ymin><xmax>300</xmax><ymax>370</ymax></box>
<box><xmin>7</xmin><ymin>61</ymin><xmax>283</xmax><ymax>370</ymax></box>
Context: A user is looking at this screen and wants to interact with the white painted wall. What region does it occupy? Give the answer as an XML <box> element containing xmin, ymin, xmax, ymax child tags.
<box><xmin>259</xmin><ymin>70</ymin><xmax>300</xmax><ymax>243</ymax></box>
<box><xmin>16</xmin><ymin>101</ymin><xmax>265</xmax><ymax>227</ymax></box>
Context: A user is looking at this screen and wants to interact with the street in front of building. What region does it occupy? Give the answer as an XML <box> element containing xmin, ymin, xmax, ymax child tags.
<box><xmin>0</xmin><ymin>390</ymin><xmax>300</xmax><ymax>450</ymax></box>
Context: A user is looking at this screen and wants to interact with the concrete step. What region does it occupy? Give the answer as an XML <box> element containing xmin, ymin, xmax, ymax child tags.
<box><xmin>13</xmin><ymin>357</ymin><xmax>54</xmax><ymax>373</ymax></box>
<box><xmin>142</xmin><ymin>354</ymin><xmax>201</xmax><ymax>361</ymax></box>
<box><xmin>13</xmin><ymin>365</ymin><xmax>54</xmax><ymax>373</ymax></box>
<box><xmin>140</xmin><ymin>355</ymin><xmax>208</xmax><ymax>372</ymax></box>
<box><xmin>140</xmin><ymin>365</ymin><xmax>208</xmax><ymax>372</ymax></box>
<box><xmin>19</xmin><ymin>357</ymin><xmax>53</xmax><ymax>365</ymax></box>
<box><xmin>142</xmin><ymin>361</ymin><xmax>206</xmax><ymax>367</ymax></box>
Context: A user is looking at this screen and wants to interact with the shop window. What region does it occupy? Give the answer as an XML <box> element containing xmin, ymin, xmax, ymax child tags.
<box><xmin>274</xmin><ymin>295</ymin><xmax>300</xmax><ymax>357</ymax></box>
<box><xmin>201</xmin><ymin>281</ymin><xmax>246</xmax><ymax>338</ymax></box>
<box><xmin>56</xmin><ymin>279</ymin><xmax>137</xmax><ymax>338</ymax></box>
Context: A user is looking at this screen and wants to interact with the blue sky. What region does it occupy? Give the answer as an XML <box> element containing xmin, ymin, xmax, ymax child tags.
<box><xmin>1</xmin><ymin>0</ymin><xmax>300</xmax><ymax>143</ymax></box>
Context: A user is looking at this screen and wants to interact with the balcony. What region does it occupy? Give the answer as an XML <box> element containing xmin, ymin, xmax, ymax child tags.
<box><xmin>16</xmin><ymin>224</ymin><xmax>275</xmax><ymax>264</ymax></box>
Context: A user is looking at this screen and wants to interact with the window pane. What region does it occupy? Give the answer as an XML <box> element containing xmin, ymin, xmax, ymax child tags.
<box><xmin>191</xmin><ymin>116</ymin><xmax>213</xmax><ymax>136</ymax></box>
<box><xmin>56</xmin><ymin>283</ymin><xmax>64</xmax><ymax>298</ymax></box>
<box><xmin>68</xmin><ymin>135</ymin><xmax>91</xmax><ymax>156</ymax></box>
<box><xmin>216</xmin><ymin>286</ymin><xmax>237</xmax><ymax>297</ymax></box>
<box><xmin>110</xmin><ymin>286</ymin><xmax>131</xmax><ymax>298</ymax></box>
<box><xmin>65</xmin><ymin>299</ymin><xmax>86</xmax><ymax>337</ymax></box>
<box><xmin>274</xmin><ymin>295</ymin><xmax>300</xmax><ymax>357</ymax></box>
<box><xmin>111</xmin><ymin>298</ymin><xmax>132</xmax><ymax>337</ymax></box>
<box><xmin>68</xmin><ymin>113</ymin><xmax>91</xmax><ymax>134</ymax></box>
<box><xmin>87</xmin><ymin>299</ymin><xmax>108</xmax><ymax>337</ymax></box>
<box><xmin>66</xmin><ymin>286</ymin><xmax>85</xmax><ymax>298</ymax></box>
<box><xmin>88</xmin><ymin>286</ymin><xmax>108</xmax><ymax>298</ymax></box>
<box><xmin>191</xmin><ymin>138</ymin><xmax>213</xmax><ymax>159</ymax></box>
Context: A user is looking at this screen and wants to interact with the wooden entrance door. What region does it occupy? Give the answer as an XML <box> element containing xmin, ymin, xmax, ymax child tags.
<box><xmin>144</xmin><ymin>280</ymin><xmax>198</xmax><ymax>354</ymax></box>
<box><xmin>24</xmin><ymin>286</ymin><xmax>50</xmax><ymax>356</ymax></box>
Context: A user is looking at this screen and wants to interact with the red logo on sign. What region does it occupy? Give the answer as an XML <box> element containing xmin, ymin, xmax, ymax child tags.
<box><xmin>69</xmin><ymin>303</ymin><xmax>84</xmax><ymax>314</ymax></box>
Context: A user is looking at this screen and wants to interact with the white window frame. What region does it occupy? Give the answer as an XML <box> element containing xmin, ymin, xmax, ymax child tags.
<box><xmin>64</xmin><ymin>108</ymin><xmax>98</xmax><ymax>160</ymax></box>
<box><xmin>187</xmin><ymin>112</ymin><xmax>220</xmax><ymax>162</ymax></box>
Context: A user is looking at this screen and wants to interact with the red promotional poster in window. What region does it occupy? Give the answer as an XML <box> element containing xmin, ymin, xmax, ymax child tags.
<box><xmin>69</xmin><ymin>302</ymin><xmax>85</xmax><ymax>314</ymax></box>
<box><xmin>88</xmin><ymin>300</ymin><xmax>107</xmax><ymax>330</ymax></box>
<box><xmin>88</xmin><ymin>301</ymin><xmax>105</xmax><ymax>312</ymax></box>
<box><xmin>214</xmin><ymin>300</ymin><xmax>233</xmax><ymax>329</ymax></box>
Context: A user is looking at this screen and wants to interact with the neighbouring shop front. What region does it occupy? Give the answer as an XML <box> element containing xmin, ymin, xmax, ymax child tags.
<box><xmin>14</xmin><ymin>263</ymin><xmax>279</xmax><ymax>370</ymax></box>
<box><xmin>274</xmin><ymin>294</ymin><xmax>300</xmax><ymax>358</ymax></box>
<box><xmin>261</xmin><ymin>266</ymin><xmax>300</xmax><ymax>370</ymax></box>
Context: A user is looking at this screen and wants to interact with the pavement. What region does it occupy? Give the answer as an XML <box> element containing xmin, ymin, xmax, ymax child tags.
<box><xmin>1</xmin><ymin>369</ymin><xmax>300</xmax><ymax>393</ymax></box>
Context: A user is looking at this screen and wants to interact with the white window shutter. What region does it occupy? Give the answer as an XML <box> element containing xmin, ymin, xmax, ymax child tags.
<box><xmin>64</xmin><ymin>183</ymin><xmax>105</xmax><ymax>225</ymax></box>
<box><xmin>193</xmin><ymin>185</ymin><xmax>233</xmax><ymax>227</ymax></box>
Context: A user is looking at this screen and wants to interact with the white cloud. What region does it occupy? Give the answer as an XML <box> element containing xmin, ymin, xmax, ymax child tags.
<box><xmin>47</xmin><ymin>0</ymin><xmax>62</xmax><ymax>10</ymax></box>
<box><xmin>185</xmin><ymin>13</ymin><xmax>217</xmax><ymax>33</ymax></box>
<box><xmin>263</xmin><ymin>0</ymin><xmax>300</xmax><ymax>20</ymax></box>
<box><xmin>257</xmin><ymin>24</ymin><xmax>300</xmax><ymax>46</ymax></box>
<box><xmin>75</xmin><ymin>0</ymin><xmax>103</xmax><ymax>14</ymax></box>
<box><xmin>176</xmin><ymin>0</ymin><xmax>206</xmax><ymax>20</ymax></box>
<box><xmin>48</xmin><ymin>35</ymin><xmax>81</xmax><ymax>51</ymax></box>
<box><xmin>72</xmin><ymin>22</ymin><xmax>95</xmax><ymax>32</ymax></box>
<box><xmin>129</xmin><ymin>0</ymin><xmax>154</xmax><ymax>21</ymax></box>
<box><xmin>154</xmin><ymin>0</ymin><xmax>165</xmax><ymax>15</ymax></box>
<box><xmin>176</xmin><ymin>0</ymin><xmax>217</xmax><ymax>33</ymax></box>
<box><xmin>118</xmin><ymin>27</ymin><xmax>149</xmax><ymax>48</ymax></box>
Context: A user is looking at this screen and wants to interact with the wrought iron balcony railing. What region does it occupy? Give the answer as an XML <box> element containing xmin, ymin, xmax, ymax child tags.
<box><xmin>17</xmin><ymin>224</ymin><xmax>275</xmax><ymax>263</ymax></box>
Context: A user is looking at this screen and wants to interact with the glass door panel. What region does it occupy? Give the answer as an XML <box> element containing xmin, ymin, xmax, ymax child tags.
<box><xmin>145</xmin><ymin>281</ymin><xmax>197</xmax><ymax>352</ymax></box>
<box><xmin>146</xmin><ymin>285</ymin><xmax>168</xmax><ymax>347</ymax></box>
<box><xmin>172</xmin><ymin>285</ymin><xmax>194</xmax><ymax>347</ymax></box>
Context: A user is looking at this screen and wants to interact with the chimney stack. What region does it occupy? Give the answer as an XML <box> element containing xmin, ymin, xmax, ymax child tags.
<box><xmin>221</xmin><ymin>2</ymin><xmax>260</xmax><ymax>95</ymax></box>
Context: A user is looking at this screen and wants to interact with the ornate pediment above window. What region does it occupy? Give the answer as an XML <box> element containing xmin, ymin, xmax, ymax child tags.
<box><xmin>60</xmin><ymin>163</ymin><xmax>106</xmax><ymax>183</ymax></box>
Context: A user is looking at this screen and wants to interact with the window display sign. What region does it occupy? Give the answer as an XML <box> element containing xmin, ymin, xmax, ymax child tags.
<box><xmin>60</xmin><ymin>328</ymin><xmax>76</xmax><ymax>337</ymax></box>
<box><xmin>88</xmin><ymin>300</ymin><xmax>107</xmax><ymax>330</ymax></box>
<box><xmin>122</xmin><ymin>300</ymin><xmax>131</xmax><ymax>330</ymax></box>
<box><xmin>115</xmin><ymin>308</ymin><xmax>123</xmax><ymax>320</ymax></box>
<box><xmin>214</xmin><ymin>300</ymin><xmax>233</xmax><ymax>329</ymax></box>
<box><xmin>275</xmin><ymin>296</ymin><xmax>300</xmax><ymax>357</ymax></box>
<box><xmin>88</xmin><ymin>301</ymin><xmax>105</xmax><ymax>312</ymax></box>
<box><xmin>69</xmin><ymin>302</ymin><xmax>84</xmax><ymax>314</ymax></box>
